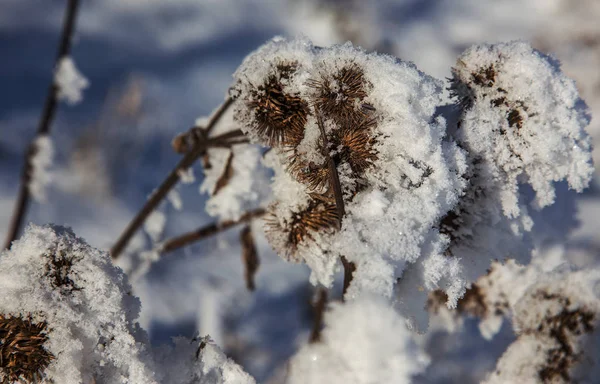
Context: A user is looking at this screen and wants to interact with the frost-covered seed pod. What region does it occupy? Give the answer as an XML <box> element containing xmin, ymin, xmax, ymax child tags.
<box><xmin>236</xmin><ymin>63</ymin><xmax>309</xmax><ymax>148</ymax></box>
<box><xmin>0</xmin><ymin>314</ymin><xmax>54</xmax><ymax>384</ymax></box>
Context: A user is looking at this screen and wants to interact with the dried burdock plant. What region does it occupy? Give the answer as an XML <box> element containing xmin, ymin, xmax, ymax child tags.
<box><xmin>266</xmin><ymin>197</ymin><xmax>339</xmax><ymax>261</ymax></box>
<box><xmin>309</xmin><ymin>64</ymin><xmax>372</xmax><ymax>124</ymax></box>
<box><xmin>241</xmin><ymin>63</ymin><xmax>309</xmax><ymax>148</ymax></box>
<box><xmin>213</xmin><ymin>151</ymin><xmax>234</xmax><ymax>196</ymax></box>
<box><xmin>0</xmin><ymin>314</ymin><xmax>54</xmax><ymax>384</ymax></box>
<box><xmin>1</xmin><ymin>225</ymin><xmax>157</xmax><ymax>383</ymax></box>
<box><xmin>481</xmin><ymin>265</ymin><xmax>600</xmax><ymax>384</ymax></box>
<box><xmin>43</xmin><ymin>248</ymin><xmax>83</xmax><ymax>294</ymax></box>
<box><xmin>234</xmin><ymin>37</ymin><xmax>467</xmax><ymax>308</ymax></box>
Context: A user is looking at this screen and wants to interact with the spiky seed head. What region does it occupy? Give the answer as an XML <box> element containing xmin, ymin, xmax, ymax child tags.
<box><xmin>248</xmin><ymin>63</ymin><xmax>309</xmax><ymax>148</ymax></box>
<box><xmin>335</xmin><ymin>120</ymin><xmax>378</xmax><ymax>176</ymax></box>
<box><xmin>310</xmin><ymin>64</ymin><xmax>372</xmax><ymax>125</ymax></box>
<box><xmin>266</xmin><ymin>198</ymin><xmax>339</xmax><ymax>256</ymax></box>
<box><xmin>43</xmin><ymin>248</ymin><xmax>82</xmax><ymax>294</ymax></box>
<box><xmin>287</xmin><ymin>156</ymin><xmax>330</xmax><ymax>192</ymax></box>
<box><xmin>287</xmin><ymin>200</ymin><xmax>339</xmax><ymax>247</ymax></box>
<box><xmin>0</xmin><ymin>314</ymin><xmax>54</xmax><ymax>384</ymax></box>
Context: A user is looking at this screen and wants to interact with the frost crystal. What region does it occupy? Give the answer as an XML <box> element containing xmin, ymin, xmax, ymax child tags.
<box><xmin>0</xmin><ymin>225</ymin><xmax>156</xmax><ymax>384</ymax></box>
<box><xmin>54</xmin><ymin>56</ymin><xmax>89</xmax><ymax>105</ymax></box>
<box><xmin>287</xmin><ymin>295</ymin><xmax>428</xmax><ymax>384</ymax></box>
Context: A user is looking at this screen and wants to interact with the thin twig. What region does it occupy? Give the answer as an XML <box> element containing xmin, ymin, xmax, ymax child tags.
<box><xmin>309</xmin><ymin>287</ymin><xmax>328</xmax><ymax>343</ymax></box>
<box><xmin>240</xmin><ymin>225</ymin><xmax>260</xmax><ymax>291</ymax></box>
<box><xmin>3</xmin><ymin>0</ymin><xmax>81</xmax><ymax>250</ymax></box>
<box><xmin>110</xmin><ymin>99</ymin><xmax>238</xmax><ymax>259</ymax></box>
<box><xmin>160</xmin><ymin>208</ymin><xmax>266</xmax><ymax>255</ymax></box>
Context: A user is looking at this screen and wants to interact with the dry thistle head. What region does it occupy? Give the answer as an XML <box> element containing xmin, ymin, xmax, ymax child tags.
<box><xmin>330</xmin><ymin>119</ymin><xmax>378</xmax><ymax>177</ymax></box>
<box><xmin>43</xmin><ymin>248</ymin><xmax>83</xmax><ymax>294</ymax></box>
<box><xmin>310</xmin><ymin>64</ymin><xmax>372</xmax><ymax>124</ymax></box>
<box><xmin>246</xmin><ymin>63</ymin><xmax>309</xmax><ymax>148</ymax></box>
<box><xmin>0</xmin><ymin>314</ymin><xmax>54</xmax><ymax>384</ymax></box>
<box><xmin>266</xmin><ymin>197</ymin><xmax>339</xmax><ymax>259</ymax></box>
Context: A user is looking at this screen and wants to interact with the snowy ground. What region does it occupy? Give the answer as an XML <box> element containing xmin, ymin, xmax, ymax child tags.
<box><xmin>1</xmin><ymin>1</ymin><xmax>599</xmax><ymax>382</ymax></box>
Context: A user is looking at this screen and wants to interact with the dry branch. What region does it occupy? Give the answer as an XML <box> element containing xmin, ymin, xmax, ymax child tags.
<box><xmin>160</xmin><ymin>208</ymin><xmax>266</xmax><ymax>255</ymax></box>
<box><xmin>309</xmin><ymin>287</ymin><xmax>328</xmax><ymax>343</ymax></box>
<box><xmin>110</xmin><ymin>98</ymin><xmax>238</xmax><ymax>259</ymax></box>
<box><xmin>3</xmin><ymin>0</ymin><xmax>81</xmax><ymax>250</ymax></box>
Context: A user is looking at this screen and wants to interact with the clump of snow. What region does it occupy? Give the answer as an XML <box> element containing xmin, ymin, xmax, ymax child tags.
<box><xmin>144</xmin><ymin>209</ymin><xmax>166</xmax><ymax>242</ymax></box>
<box><xmin>0</xmin><ymin>224</ymin><xmax>156</xmax><ymax>384</ymax></box>
<box><xmin>28</xmin><ymin>134</ymin><xmax>54</xmax><ymax>202</ymax></box>
<box><xmin>54</xmin><ymin>56</ymin><xmax>89</xmax><ymax>105</ymax></box>
<box><xmin>178</xmin><ymin>166</ymin><xmax>196</xmax><ymax>184</ymax></box>
<box><xmin>168</xmin><ymin>189</ymin><xmax>183</xmax><ymax>210</ymax></box>
<box><xmin>200</xmin><ymin>144</ymin><xmax>271</xmax><ymax>222</ymax></box>
<box><xmin>287</xmin><ymin>295</ymin><xmax>429</xmax><ymax>384</ymax></box>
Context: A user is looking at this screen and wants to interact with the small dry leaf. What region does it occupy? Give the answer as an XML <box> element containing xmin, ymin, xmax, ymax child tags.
<box><xmin>213</xmin><ymin>151</ymin><xmax>234</xmax><ymax>196</ymax></box>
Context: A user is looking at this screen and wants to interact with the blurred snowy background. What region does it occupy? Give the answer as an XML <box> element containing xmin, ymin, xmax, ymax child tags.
<box><xmin>1</xmin><ymin>0</ymin><xmax>599</xmax><ymax>382</ymax></box>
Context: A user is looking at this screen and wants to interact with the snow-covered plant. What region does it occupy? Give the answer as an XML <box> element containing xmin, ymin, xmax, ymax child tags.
<box><xmin>442</xmin><ymin>41</ymin><xmax>593</xmax><ymax>282</ymax></box>
<box><xmin>232</xmin><ymin>37</ymin><xmax>466</xmax><ymax>308</ymax></box>
<box><xmin>229</xmin><ymin>37</ymin><xmax>593</xmax><ymax>332</ymax></box>
<box><xmin>471</xmin><ymin>262</ymin><xmax>600</xmax><ymax>384</ymax></box>
<box><xmin>0</xmin><ymin>225</ymin><xmax>257</xmax><ymax>384</ymax></box>
<box><xmin>155</xmin><ymin>336</ymin><xmax>256</xmax><ymax>384</ymax></box>
<box><xmin>0</xmin><ymin>224</ymin><xmax>156</xmax><ymax>384</ymax></box>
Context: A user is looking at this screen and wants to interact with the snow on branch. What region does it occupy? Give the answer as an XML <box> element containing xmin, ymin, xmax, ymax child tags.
<box><xmin>54</xmin><ymin>56</ymin><xmax>89</xmax><ymax>105</ymax></box>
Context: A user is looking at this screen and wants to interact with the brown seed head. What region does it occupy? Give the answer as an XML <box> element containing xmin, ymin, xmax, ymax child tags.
<box><xmin>267</xmin><ymin>197</ymin><xmax>339</xmax><ymax>252</ymax></box>
<box><xmin>310</xmin><ymin>64</ymin><xmax>372</xmax><ymax>125</ymax></box>
<box><xmin>0</xmin><ymin>314</ymin><xmax>54</xmax><ymax>384</ymax></box>
<box><xmin>248</xmin><ymin>64</ymin><xmax>309</xmax><ymax>148</ymax></box>
<box><xmin>44</xmin><ymin>248</ymin><xmax>82</xmax><ymax>294</ymax></box>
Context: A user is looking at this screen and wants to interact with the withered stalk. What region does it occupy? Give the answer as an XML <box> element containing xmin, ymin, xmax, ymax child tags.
<box><xmin>309</xmin><ymin>287</ymin><xmax>328</xmax><ymax>343</ymax></box>
<box><xmin>110</xmin><ymin>98</ymin><xmax>238</xmax><ymax>259</ymax></box>
<box><xmin>160</xmin><ymin>208</ymin><xmax>266</xmax><ymax>255</ymax></box>
<box><xmin>315</xmin><ymin>111</ymin><xmax>356</xmax><ymax>296</ymax></box>
<box><xmin>3</xmin><ymin>0</ymin><xmax>81</xmax><ymax>250</ymax></box>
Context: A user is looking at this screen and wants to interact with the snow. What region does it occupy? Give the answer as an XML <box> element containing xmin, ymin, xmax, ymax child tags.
<box><xmin>28</xmin><ymin>134</ymin><xmax>54</xmax><ymax>202</ymax></box>
<box><xmin>287</xmin><ymin>295</ymin><xmax>429</xmax><ymax>384</ymax></box>
<box><xmin>144</xmin><ymin>209</ymin><xmax>166</xmax><ymax>243</ymax></box>
<box><xmin>199</xmin><ymin>144</ymin><xmax>271</xmax><ymax>222</ymax></box>
<box><xmin>2</xmin><ymin>1</ymin><xmax>600</xmax><ymax>383</ymax></box>
<box><xmin>54</xmin><ymin>56</ymin><xmax>89</xmax><ymax>105</ymax></box>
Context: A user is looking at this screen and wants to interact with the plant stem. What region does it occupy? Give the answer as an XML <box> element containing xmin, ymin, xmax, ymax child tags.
<box><xmin>110</xmin><ymin>100</ymin><xmax>238</xmax><ymax>259</ymax></box>
<box><xmin>340</xmin><ymin>256</ymin><xmax>356</xmax><ymax>300</ymax></box>
<box><xmin>3</xmin><ymin>0</ymin><xmax>81</xmax><ymax>250</ymax></box>
<box><xmin>309</xmin><ymin>287</ymin><xmax>328</xmax><ymax>343</ymax></box>
<box><xmin>160</xmin><ymin>208</ymin><xmax>266</xmax><ymax>255</ymax></box>
<box><xmin>315</xmin><ymin>110</ymin><xmax>355</xmax><ymax>296</ymax></box>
